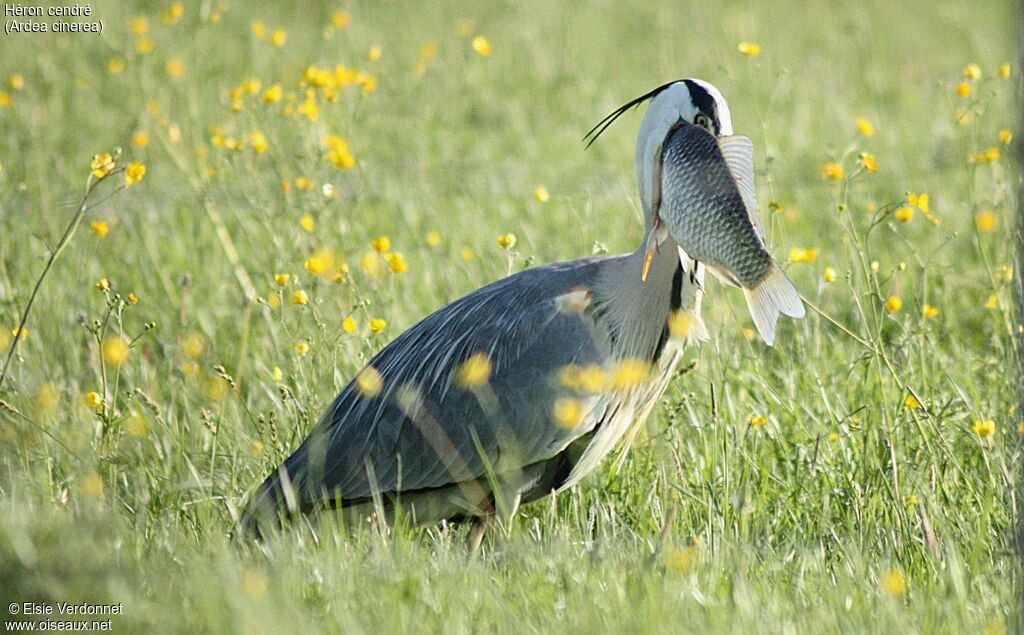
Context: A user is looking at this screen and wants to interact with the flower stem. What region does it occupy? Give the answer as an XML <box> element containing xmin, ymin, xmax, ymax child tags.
<box><xmin>0</xmin><ymin>175</ymin><xmax>95</xmax><ymax>392</ymax></box>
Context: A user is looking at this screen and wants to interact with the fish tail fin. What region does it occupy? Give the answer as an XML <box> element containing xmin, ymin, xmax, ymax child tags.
<box><xmin>742</xmin><ymin>265</ymin><xmax>805</xmax><ymax>346</ymax></box>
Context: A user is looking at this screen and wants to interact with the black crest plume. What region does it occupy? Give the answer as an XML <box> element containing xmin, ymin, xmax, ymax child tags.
<box><xmin>582</xmin><ymin>80</ymin><xmax>678</xmax><ymax>149</ymax></box>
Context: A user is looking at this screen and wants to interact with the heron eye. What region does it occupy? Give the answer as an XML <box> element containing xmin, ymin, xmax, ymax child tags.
<box><xmin>694</xmin><ymin>113</ymin><xmax>712</xmax><ymax>131</ymax></box>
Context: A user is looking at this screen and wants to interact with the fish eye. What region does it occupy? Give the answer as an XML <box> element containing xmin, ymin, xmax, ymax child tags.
<box><xmin>694</xmin><ymin>113</ymin><xmax>712</xmax><ymax>132</ymax></box>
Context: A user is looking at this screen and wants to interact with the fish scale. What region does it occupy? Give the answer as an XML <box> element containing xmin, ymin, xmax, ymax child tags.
<box><xmin>660</xmin><ymin>125</ymin><xmax>773</xmax><ymax>288</ymax></box>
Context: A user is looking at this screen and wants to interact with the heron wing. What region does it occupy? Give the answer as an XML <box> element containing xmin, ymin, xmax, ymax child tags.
<box><xmin>275</xmin><ymin>257</ymin><xmax>618</xmax><ymax>508</ymax></box>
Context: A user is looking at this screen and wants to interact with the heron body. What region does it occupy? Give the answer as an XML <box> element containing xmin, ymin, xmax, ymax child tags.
<box><xmin>240</xmin><ymin>78</ymin><xmax>761</xmax><ymax>537</ymax></box>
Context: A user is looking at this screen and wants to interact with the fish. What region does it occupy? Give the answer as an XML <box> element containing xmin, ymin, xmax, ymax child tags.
<box><xmin>651</xmin><ymin>123</ymin><xmax>804</xmax><ymax>345</ymax></box>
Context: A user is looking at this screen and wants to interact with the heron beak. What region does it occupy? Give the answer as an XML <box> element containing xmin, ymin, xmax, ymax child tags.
<box><xmin>641</xmin><ymin>216</ymin><xmax>666</xmax><ymax>282</ymax></box>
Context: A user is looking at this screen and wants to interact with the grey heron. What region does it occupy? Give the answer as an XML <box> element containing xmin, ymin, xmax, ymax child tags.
<box><xmin>240</xmin><ymin>79</ymin><xmax>753</xmax><ymax>541</ymax></box>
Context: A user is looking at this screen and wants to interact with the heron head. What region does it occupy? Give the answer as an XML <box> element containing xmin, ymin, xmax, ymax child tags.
<box><xmin>584</xmin><ymin>79</ymin><xmax>733</xmax><ymax>224</ymax></box>
<box><xmin>634</xmin><ymin>80</ymin><xmax>732</xmax><ymax>221</ymax></box>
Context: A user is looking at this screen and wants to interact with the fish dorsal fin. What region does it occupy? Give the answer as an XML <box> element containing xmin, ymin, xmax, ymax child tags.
<box><xmin>716</xmin><ymin>135</ymin><xmax>763</xmax><ymax>239</ymax></box>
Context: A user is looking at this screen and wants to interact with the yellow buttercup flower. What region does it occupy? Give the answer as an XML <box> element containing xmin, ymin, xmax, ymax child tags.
<box><xmin>972</xmin><ymin>419</ymin><xmax>995</xmax><ymax>437</ymax></box>
<box><xmin>355</xmin><ymin>367</ymin><xmax>383</xmax><ymax>397</ymax></box>
<box><xmin>126</xmin><ymin>293</ymin><xmax>138</xmax><ymax>304</ymax></box>
<box><xmin>90</xmin><ymin>220</ymin><xmax>110</xmax><ymax>237</ymax></box>
<box><xmin>923</xmin><ymin>304</ymin><xmax>939</xmax><ymax>319</ymax></box>
<box><xmin>461</xmin><ymin>248</ymin><xmax>476</xmax><ymax>261</ymax></box>
<box><xmin>999</xmin><ymin>129</ymin><xmax>1013</xmax><ymax>145</ymax></box>
<box><xmin>975</xmin><ymin>211</ymin><xmax>997</xmax><ymax>231</ymax></box>
<box><xmin>299</xmin><ymin>214</ymin><xmax>315</xmax><ymax>232</ymax></box>
<box><xmin>371</xmin><ymin>236</ymin><xmax>391</xmax><ymax>253</ymax></box>
<box><xmin>855</xmin><ymin>116</ymin><xmax>875</xmax><ymax>137</ymax></box>
<box><xmin>999</xmin><ymin>62</ymin><xmax>1011</xmax><ymax>78</ymax></box>
<box><xmin>497</xmin><ymin>233</ymin><xmax>517</xmax><ymax>249</ymax></box>
<box><xmin>369</xmin><ymin>318</ymin><xmax>387</xmax><ymax>333</ymax></box>
<box><xmin>577</xmin><ymin>365</ymin><xmax>608</xmax><ymax>393</ymax></box>
<box><xmin>165</xmin><ymin>58</ymin><xmax>184</xmax><ymax>77</ymax></box>
<box><xmin>534</xmin><ymin>185</ymin><xmax>550</xmax><ymax>203</ymax></box>
<box><xmin>250</xmin><ymin>131</ymin><xmax>268</xmax><ymax>154</ymax></box>
<box><xmin>608</xmin><ymin>358</ymin><xmax>651</xmax><ymax>391</ymax></box>
<box><xmin>667</xmin><ymin>310</ymin><xmax>701</xmax><ymax>340</ymax></box>
<box><xmin>84</xmin><ymin>391</ymin><xmax>104</xmax><ymax>410</ymax></box>
<box><xmin>262</xmin><ymin>84</ymin><xmax>283</xmax><ymax>103</ymax></box>
<box><xmin>903</xmin><ymin>495</ymin><xmax>920</xmax><ymax>506</ymax></box>
<box><xmin>788</xmin><ymin>247</ymin><xmax>818</xmax><ymax>263</ymax></box>
<box><xmin>205</xmin><ymin>377</ymin><xmax>229</xmax><ymax>401</ymax></box>
<box><xmin>163</xmin><ymin>2</ymin><xmax>184</xmax><ymax>24</ymax></box>
<box><xmin>880</xmin><ymin>569</ymin><xmax>907</xmax><ymax>597</ymax></box>
<box><xmin>270</xmin><ymin>28</ymin><xmax>287</xmax><ymax>47</ymax></box>
<box><xmin>292</xmin><ymin>290</ymin><xmax>309</xmax><ymax>305</ymax></box>
<box><xmin>274</xmin><ymin>273</ymin><xmax>290</xmax><ymax>286</ymax></box>
<box><xmin>182</xmin><ymin>332</ymin><xmax>206</xmax><ymax>359</ymax></box>
<box><xmin>294</xmin><ymin>341</ymin><xmax>310</xmax><ymax>357</ymax></box>
<box><xmin>857</xmin><ymin>152</ymin><xmax>877</xmax><ymax>173</ymax></box>
<box><xmin>361</xmin><ymin>253</ymin><xmax>382</xmax><ymax>277</ymax></box>
<box><xmin>425</xmin><ymin>231</ymin><xmax>442</xmax><ymax>247</ymax></box>
<box><xmin>963</xmin><ymin>63</ymin><xmax>982</xmax><ymax>80</ymax></box>
<box><xmin>305</xmin><ymin>254</ymin><xmax>330</xmax><ymax>276</ymax></box>
<box><xmin>124</xmin><ymin>161</ymin><xmax>146</xmax><ymax>186</ymax></box>
<box><xmin>819</xmin><ymin>162</ymin><xmax>843</xmax><ymax>181</ymax></box>
<box><xmin>342</xmin><ymin>316</ymin><xmax>357</xmax><ymax>333</ymax></box>
<box><xmin>893</xmin><ymin>207</ymin><xmax>914</xmax><ymax>222</ymax></box>
<box><xmin>330</xmin><ymin>11</ymin><xmax>349</xmax><ymax>28</ymax></box>
<box><xmin>129</xmin><ymin>16</ymin><xmax>148</xmax><ymax>35</ymax></box>
<box><xmin>968</xmin><ymin>148</ymin><xmax>1001</xmax><ymax>164</ymax></box>
<box><xmin>33</xmin><ymin>383</ymin><xmax>59</xmax><ymax>417</ymax></box>
<box><xmin>984</xmin><ymin>294</ymin><xmax>998</xmax><ymax>310</ymax></box>
<box><xmin>135</xmin><ymin>39</ymin><xmax>153</xmax><ymax>55</ymax></box>
<box><xmin>823</xmin><ymin>266</ymin><xmax>837</xmax><ymax>283</ymax></box>
<box><xmin>385</xmin><ymin>252</ymin><xmax>408</xmax><ymax>274</ymax></box>
<box><xmin>737</xmin><ymin>41</ymin><xmax>762</xmax><ymax>56</ymax></box>
<box><xmin>9</xmin><ymin>73</ymin><xmax>24</xmax><ymax>91</ymax></box>
<box><xmin>553</xmin><ymin>398</ymin><xmax>584</xmax><ymax>429</ymax></box>
<box><xmin>102</xmin><ymin>337</ymin><xmax>130</xmax><ymax>367</ymax></box>
<box><xmin>955</xmin><ymin>82</ymin><xmax>971</xmax><ymax>98</ymax></box>
<box><xmin>884</xmin><ymin>296</ymin><xmax>902</xmax><ymax>313</ymax></box>
<box><xmin>368</xmin><ymin>45</ymin><xmax>382</xmax><ymax>62</ymax></box>
<box><xmin>455</xmin><ymin>353</ymin><xmax>491</xmax><ymax>388</ymax></box>
<box><xmin>904</xmin><ymin>394</ymin><xmax>921</xmax><ymax>409</ymax></box>
<box><xmin>251</xmin><ymin>20</ymin><xmax>265</xmax><ymax>38</ymax></box>
<box><xmin>419</xmin><ymin>41</ymin><xmax>438</xmax><ymax>61</ymax></box>
<box><xmin>271</xmin><ymin>366</ymin><xmax>283</xmax><ymax>382</ymax></box>
<box><xmin>91</xmin><ymin>153</ymin><xmax>115</xmax><ymax>179</ymax></box>
<box><xmin>907</xmin><ymin>192</ymin><xmax>929</xmax><ymax>212</ymax></box>
<box><xmin>132</xmin><ymin>132</ymin><xmax>149</xmax><ymax>148</ymax></box>
<box><xmin>107</xmin><ymin>57</ymin><xmax>125</xmax><ymax>74</ymax></box>
<box><xmin>95</xmin><ymin>277</ymin><xmax>110</xmax><ymax>292</ymax></box>
<box><xmin>996</xmin><ymin>264</ymin><xmax>1014</xmax><ymax>283</ymax></box>
<box><xmin>748</xmin><ymin>415</ymin><xmax>767</xmax><ymax>428</ymax></box>
<box><xmin>471</xmin><ymin>36</ymin><xmax>491</xmax><ymax>56</ymax></box>
<box><xmin>0</xmin><ymin>92</ymin><xmax>11</xmax><ymax>108</ymax></box>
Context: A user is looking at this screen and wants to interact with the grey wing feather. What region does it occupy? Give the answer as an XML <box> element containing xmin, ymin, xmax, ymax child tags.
<box><xmin>269</xmin><ymin>256</ymin><xmax>617</xmax><ymax>509</ymax></box>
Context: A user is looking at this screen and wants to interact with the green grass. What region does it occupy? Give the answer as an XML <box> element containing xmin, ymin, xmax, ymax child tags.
<box><xmin>0</xmin><ymin>0</ymin><xmax>1019</xmax><ymax>632</ymax></box>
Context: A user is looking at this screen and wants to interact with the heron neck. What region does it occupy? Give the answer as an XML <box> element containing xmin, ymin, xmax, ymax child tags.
<box><xmin>595</xmin><ymin>237</ymin><xmax>694</xmax><ymax>360</ymax></box>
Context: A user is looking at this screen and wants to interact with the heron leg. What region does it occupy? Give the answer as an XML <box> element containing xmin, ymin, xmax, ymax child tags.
<box><xmin>466</xmin><ymin>487</ymin><xmax>522</xmax><ymax>556</ymax></box>
<box><xmin>466</xmin><ymin>516</ymin><xmax>488</xmax><ymax>555</ymax></box>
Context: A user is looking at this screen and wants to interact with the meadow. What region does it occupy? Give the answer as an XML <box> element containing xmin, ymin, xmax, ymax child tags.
<box><xmin>0</xmin><ymin>0</ymin><xmax>1020</xmax><ymax>632</ymax></box>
